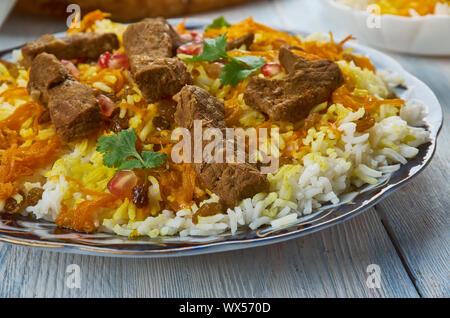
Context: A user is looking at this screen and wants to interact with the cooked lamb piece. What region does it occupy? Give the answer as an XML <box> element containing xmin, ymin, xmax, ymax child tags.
<box><xmin>195</xmin><ymin>162</ymin><xmax>269</xmax><ymax>208</ymax></box>
<box><xmin>22</xmin><ymin>33</ymin><xmax>119</xmax><ymax>68</ymax></box>
<box><xmin>174</xmin><ymin>85</ymin><xmax>269</xmax><ymax>208</ymax></box>
<box><xmin>123</xmin><ymin>17</ymin><xmax>184</xmax><ymax>57</ymax></box>
<box><xmin>173</xmin><ymin>84</ymin><xmax>226</xmax><ymax>130</ymax></box>
<box><xmin>226</xmin><ymin>33</ymin><xmax>255</xmax><ymax>51</ymax></box>
<box><xmin>27</xmin><ymin>53</ymin><xmax>69</xmax><ymax>105</ymax></box>
<box><xmin>48</xmin><ymin>80</ymin><xmax>103</xmax><ymax>141</ymax></box>
<box><xmin>27</xmin><ymin>53</ymin><xmax>102</xmax><ymax>142</ymax></box>
<box><xmin>129</xmin><ymin>55</ymin><xmax>192</xmax><ymax>103</ymax></box>
<box><xmin>123</xmin><ymin>17</ymin><xmax>192</xmax><ymax>103</ymax></box>
<box><xmin>243</xmin><ymin>46</ymin><xmax>344</xmax><ymax>122</ymax></box>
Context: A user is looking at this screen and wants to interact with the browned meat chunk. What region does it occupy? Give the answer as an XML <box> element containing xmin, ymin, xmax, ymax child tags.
<box><xmin>173</xmin><ymin>84</ymin><xmax>225</xmax><ymax>130</ymax></box>
<box><xmin>195</xmin><ymin>162</ymin><xmax>269</xmax><ymax>208</ymax></box>
<box><xmin>27</xmin><ymin>53</ymin><xmax>69</xmax><ymax>105</ymax></box>
<box><xmin>174</xmin><ymin>85</ymin><xmax>269</xmax><ymax>208</ymax></box>
<box><xmin>123</xmin><ymin>17</ymin><xmax>192</xmax><ymax>103</ymax></box>
<box><xmin>244</xmin><ymin>46</ymin><xmax>344</xmax><ymax>122</ymax></box>
<box><xmin>22</xmin><ymin>32</ymin><xmax>119</xmax><ymax>68</ymax></box>
<box><xmin>226</xmin><ymin>33</ymin><xmax>255</xmax><ymax>51</ymax></box>
<box><xmin>27</xmin><ymin>53</ymin><xmax>102</xmax><ymax>142</ymax></box>
<box><xmin>129</xmin><ymin>55</ymin><xmax>192</xmax><ymax>103</ymax></box>
<box><xmin>123</xmin><ymin>17</ymin><xmax>184</xmax><ymax>57</ymax></box>
<box><xmin>48</xmin><ymin>80</ymin><xmax>103</xmax><ymax>141</ymax></box>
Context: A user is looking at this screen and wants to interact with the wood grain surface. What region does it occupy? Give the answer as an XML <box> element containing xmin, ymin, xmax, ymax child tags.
<box><xmin>0</xmin><ymin>0</ymin><xmax>448</xmax><ymax>298</ymax></box>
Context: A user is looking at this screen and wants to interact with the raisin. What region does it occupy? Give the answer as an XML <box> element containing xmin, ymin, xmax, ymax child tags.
<box><xmin>356</xmin><ymin>112</ymin><xmax>375</xmax><ymax>132</ymax></box>
<box><xmin>132</xmin><ymin>183</ymin><xmax>149</xmax><ymax>208</ymax></box>
<box><xmin>152</xmin><ymin>116</ymin><xmax>170</xmax><ymax>131</ymax></box>
<box><xmin>26</xmin><ymin>187</ymin><xmax>44</xmax><ymax>207</ymax></box>
<box><xmin>153</xmin><ymin>144</ymin><xmax>162</xmax><ymax>152</ymax></box>
<box><xmin>4</xmin><ymin>197</ymin><xmax>19</xmax><ymax>214</ymax></box>
<box><xmin>105</xmin><ymin>108</ymin><xmax>129</xmax><ymax>133</ymax></box>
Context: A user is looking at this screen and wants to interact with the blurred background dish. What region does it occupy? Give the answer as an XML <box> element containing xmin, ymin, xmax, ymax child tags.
<box><xmin>0</xmin><ymin>0</ymin><xmax>16</xmax><ymax>28</ymax></box>
<box><xmin>15</xmin><ymin>0</ymin><xmax>253</xmax><ymax>22</ymax></box>
<box><xmin>321</xmin><ymin>0</ymin><xmax>450</xmax><ymax>55</ymax></box>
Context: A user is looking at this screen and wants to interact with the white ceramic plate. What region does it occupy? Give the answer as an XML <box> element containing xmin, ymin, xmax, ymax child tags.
<box><xmin>321</xmin><ymin>0</ymin><xmax>450</xmax><ymax>55</ymax></box>
<box><xmin>0</xmin><ymin>22</ymin><xmax>443</xmax><ymax>257</ymax></box>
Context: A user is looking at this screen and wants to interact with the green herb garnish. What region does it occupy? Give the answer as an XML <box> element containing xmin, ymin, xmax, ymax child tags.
<box><xmin>205</xmin><ymin>16</ymin><xmax>231</xmax><ymax>30</ymax></box>
<box><xmin>184</xmin><ymin>34</ymin><xmax>266</xmax><ymax>87</ymax></box>
<box><xmin>219</xmin><ymin>56</ymin><xmax>266</xmax><ymax>87</ymax></box>
<box><xmin>184</xmin><ymin>33</ymin><xmax>228</xmax><ymax>63</ymax></box>
<box><xmin>96</xmin><ymin>129</ymin><xmax>167</xmax><ymax>171</ymax></box>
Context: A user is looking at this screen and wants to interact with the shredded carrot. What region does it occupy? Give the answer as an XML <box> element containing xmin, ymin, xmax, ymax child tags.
<box><xmin>331</xmin><ymin>86</ymin><xmax>404</xmax><ymax>112</ymax></box>
<box><xmin>56</xmin><ymin>194</ymin><xmax>118</xmax><ymax>233</ymax></box>
<box><xmin>0</xmin><ymin>101</ymin><xmax>43</xmax><ymax>131</ymax></box>
<box><xmin>0</xmin><ymin>136</ymin><xmax>61</xmax><ymax>199</ymax></box>
<box><xmin>0</xmin><ymin>87</ymin><xmax>28</xmax><ymax>101</ymax></box>
<box><xmin>156</xmin><ymin>163</ymin><xmax>202</xmax><ymax>211</ymax></box>
<box><xmin>204</xmin><ymin>17</ymin><xmax>303</xmax><ymax>50</ymax></box>
<box><xmin>67</xmin><ymin>10</ymin><xmax>110</xmax><ymax>34</ymax></box>
<box><xmin>302</xmin><ymin>33</ymin><xmax>355</xmax><ymax>62</ymax></box>
<box><xmin>55</xmin><ymin>176</ymin><xmax>120</xmax><ymax>232</ymax></box>
<box><xmin>0</xmin><ymin>182</ymin><xmax>16</xmax><ymax>199</ymax></box>
<box><xmin>175</xmin><ymin>18</ymin><xmax>189</xmax><ymax>34</ymax></box>
<box><xmin>347</xmin><ymin>54</ymin><xmax>376</xmax><ymax>72</ymax></box>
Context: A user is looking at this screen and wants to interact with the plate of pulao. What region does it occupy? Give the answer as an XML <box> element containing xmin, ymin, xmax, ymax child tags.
<box><xmin>0</xmin><ymin>11</ymin><xmax>442</xmax><ymax>257</ymax></box>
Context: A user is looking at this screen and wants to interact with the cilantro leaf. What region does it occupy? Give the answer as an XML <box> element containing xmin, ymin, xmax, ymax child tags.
<box><xmin>205</xmin><ymin>16</ymin><xmax>230</xmax><ymax>30</ymax></box>
<box><xmin>96</xmin><ymin>129</ymin><xmax>167</xmax><ymax>172</ymax></box>
<box><xmin>233</xmin><ymin>56</ymin><xmax>267</xmax><ymax>69</ymax></box>
<box><xmin>219</xmin><ymin>56</ymin><xmax>266</xmax><ymax>87</ymax></box>
<box><xmin>183</xmin><ymin>33</ymin><xmax>266</xmax><ymax>86</ymax></box>
<box><xmin>97</xmin><ymin>129</ymin><xmax>140</xmax><ymax>168</ymax></box>
<box><xmin>118</xmin><ymin>158</ymin><xmax>144</xmax><ymax>171</ymax></box>
<box><xmin>142</xmin><ymin>151</ymin><xmax>167</xmax><ymax>169</ymax></box>
<box><xmin>184</xmin><ymin>33</ymin><xmax>228</xmax><ymax>63</ymax></box>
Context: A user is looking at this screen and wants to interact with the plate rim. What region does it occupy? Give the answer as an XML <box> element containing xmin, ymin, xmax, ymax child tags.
<box><xmin>0</xmin><ymin>20</ymin><xmax>443</xmax><ymax>257</ymax></box>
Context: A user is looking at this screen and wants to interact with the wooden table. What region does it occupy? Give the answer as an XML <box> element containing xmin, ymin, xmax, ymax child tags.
<box><xmin>0</xmin><ymin>0</ymin><xmax>448</xmax><ymax>298</ymax></box>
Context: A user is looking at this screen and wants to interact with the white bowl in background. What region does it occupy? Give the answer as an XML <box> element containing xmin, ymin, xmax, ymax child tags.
<box><xmin>0</xmin><ymin>0</ymin><xmax>16</xmax><ymax>29</ymax></box>
<box><xmin>321</xmin><ymin>0</ymin><xmax>450</xmax><ymax>56</ymax></box>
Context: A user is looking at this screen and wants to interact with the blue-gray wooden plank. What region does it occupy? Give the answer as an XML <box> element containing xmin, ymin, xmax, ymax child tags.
<box><xmin>373</xmin><ymin>55</ymin><xmax>450</xmax><ymax>298</ymax></box>
<box><xmin>0</xmin><ymin>209</ymin><xmax>419</xmax><ymax>297</ymax></box>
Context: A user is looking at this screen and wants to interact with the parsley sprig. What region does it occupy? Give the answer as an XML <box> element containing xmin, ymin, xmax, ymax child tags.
<box><xmin>97</xmin><ymin>129</ymin><xmax>167</xmax><ymax>172</ymax></box>
<box><xmin>184</xmin><ymin>34</ymin><xmax>266</xmax><ymax>87</ymax></box>
<box><xmin>205</xmin><ymin>16</ymin><xmax>231</xmax><ymax>30</ymax></box>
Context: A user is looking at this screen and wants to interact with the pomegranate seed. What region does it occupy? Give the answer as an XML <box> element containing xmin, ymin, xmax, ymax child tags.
<box><xmin>98</xmin><ymin>51</ymin><xmax>112</xmax><ymax>69</ymax></box>
<box><xmin>179</xmin><ymin>31</ymin><xmax>203</xmax><ymax>43</ymax></box>
<box><xmin>177</xmin><ymin>42</ymin><xmax>203</xmax><ymax>55</ymax></box>
<box><xmin>261</xmin><ymin>62</ymin><xmax>282</xmax><ymax>77</ymax></box>
<box><xmin>107</xmin><ymin>170</ymin><xmax>138</xmax><ymax>197</ymax></box>
<box><xmin>61</xmin><ymin>59</ymin><xmax>80</xmax><ymax>80</ymax></box>
<box><xmin>190</xmin><ymin>31</ymin><xmax>203</xmax><ymax>43</ymax></box>
<box><xmin>108</xmin><ymin>53</ymin><xmax>130</xmax><ymax>70</ymax></box>
<box><xmin>98</xmin><ymin>94</ymin><xmax>115</xmax><ymax>117</ymax></box>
